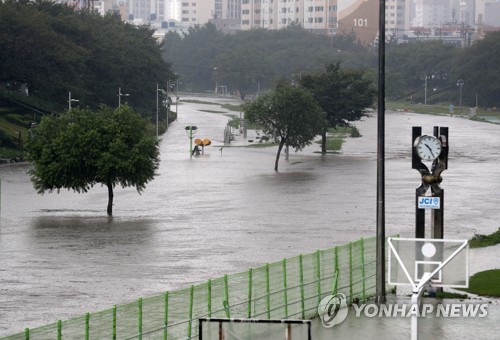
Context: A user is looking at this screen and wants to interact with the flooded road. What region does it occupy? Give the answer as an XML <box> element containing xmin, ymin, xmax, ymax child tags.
<box><xmin>0</xmin><ymin>96</ymin><xmax>499</xmax><ymax>337</ymax></box>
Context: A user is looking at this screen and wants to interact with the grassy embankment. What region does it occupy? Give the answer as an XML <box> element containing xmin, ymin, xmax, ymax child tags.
<box><xmin>469</xmin><ymin>229</ymin><xmax>500</xmax><ymax>248</ymax></box>
<box><xmin>386</xmin><ymin>100</ymin><xmax>500</xmax><ymax>123</ymax></box>
<box><xmin>460</xmin><ymin>269</ymin><xmax>500</xmax><ymax>297</ymax></box>
<box><xmin>0</xmin><ymin>96</ymin><xmax>178</xmax><ymax>159</ymax></box>
<box><xmin>453</xmin><ymin>229</ymin><xmax>500</xmax><ymax>298</ymax></box>
<box><xmin>0</xmin><ymin>105</ymin><xmax>33</xmax><ymax>159</ymax></box>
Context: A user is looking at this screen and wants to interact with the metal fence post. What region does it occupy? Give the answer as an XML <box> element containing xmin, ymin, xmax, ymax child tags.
<box><xmin>316</xmin><ymin>250</ymin><xmax>321</xmax><ymax>305</ymax></box>
<box><xmin>299</xmin><ymin>254</ymin><xmax>305</xmax><ymax>319</ymax></box>
<box><xmin>24</xmin><ymin>328</ymin><xmax>29</xmax><ymax>340</ymax></box>
<box><xmin>265</xmin><ymin>263</ymin><xmax>270</xmax><ymax>319</ymax></box>
<box><xmin>224</xmin><ymin>274</ymin><xmax>230</xmax><ymax>318</ymax></box>
<box><xmin>57</xmin><ymin>320</ymin><xmax>62</xmax><ymax>340</ymax></box>
<box><xmin>85</xmin><ymin>312</ymin><xmax>90</xmax><ymax>340</ymax></box>
<box><xmin>138</xmin><ymin>298</ymin><xmax>143</xmax><ymax>340</ymax></box>
<box><xmin>333</xmin><ymin>246</ymin><xmax>338</xmax><ymax>295</ymax></box>
<box><xmin>164</xmin><ymin>291</ymin><xmax>169</xmax><ymax>340</ymax></box>
<box><xmin>247</xmin><ymin>269</ymin><xmax>252</xmax><ymax>318</ymax></box>
<box><xmin>188</xmin><ymin>285</ymin><xmax>194</xmax><ymax>339</ymax></box>
<box><xmin>113</xmin><ymin>305</ymin><xmax>117</xmax><ymax>340</ymax></box>
<box><xmin>207</xmin><ymin>279</ymin><xmax>212</xmax><ymax>317</ymax></box>
<box><xmin>282</xmin><ymin>258</ymin><xmax>288</xmax><ymax>318</ymax></box>
<box><xmin>349</xmin><ymin>242</ymin><xmax>353</xmax><ymax>304</ymax></box>
<box><xmin>361</xmin><ymin>238</ymin><xmax>366</xmax><ymax>302</ymax></box>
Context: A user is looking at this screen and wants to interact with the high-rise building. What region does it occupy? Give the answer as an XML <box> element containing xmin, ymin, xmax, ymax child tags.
<box><xmin>178</xmin><ymin>1</ymin><xmax>213</xmax><ymax>25</ymax></box>
<box><xmin>481</xmin><ymin>1</ymin><xmax>500</xmax><ymax>26</ymax></box>
<box><xmin>215</xmin><ymin>0</ymin><xmax>241</xmax><ymax>20</ymax></box>
<box><xmin>385</xmin><ymin>0</ymin><xmax>411</xmax><ymax>37</ymax></box>
<box><xmin>413</xmin><ymin>0</ymin><xmax>452</xmax><ymax>27</ymax></box>
<box><xmin>240</xmin><ymin>0</ymin><xmax>337</xmax><ymax>34</ymax></box>
<box><xmin>459</xmin><ymin>0</ymin><xmax>475</xmax><ymax>26</ymax></box>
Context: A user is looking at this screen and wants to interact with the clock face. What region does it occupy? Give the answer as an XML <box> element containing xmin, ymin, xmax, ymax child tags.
<box><xmin>415</xmin><ymin>135</ymin><xmax>442</xmax><ymax>161</ymax></box>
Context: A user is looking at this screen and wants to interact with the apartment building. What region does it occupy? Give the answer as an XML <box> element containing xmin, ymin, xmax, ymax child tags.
<box><xmin>483</xmin><ymin>1</ymin><xmax>500</xmax><ymax>26</ymax></box>
<box><xmin>240</xmin><ymin>0</ymin><xmax>408</xmax><ymax>45</ymax></box>
<box><xmin>240</xmin><ymin>0</ymin><xmax>337</xmax><ymax>35</ymax></box>
<box><xmin>386</xmin><ymin>0</ymin><xmax>411</xmax><ymax>36</ymax></box>
<box><xmin>178</xmin><ymin>1</ymin><xmax>213</xmax><ymax>25</ymax></box>
<box><xmin>214</xmin><ymin>0</ymin><xmax>241</xmax><ymax>20</ymax></box>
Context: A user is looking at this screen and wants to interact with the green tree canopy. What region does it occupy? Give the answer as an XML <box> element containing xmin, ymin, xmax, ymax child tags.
<box><xmin>163</xmin><ymin>24</ymin><xmax>373</xmax><ymax>94</ymax></box>
<box><xmin>25</xmin><ymin>105</ymin><xmax>160</xmax><ymax>215</ymax></box>
<box><xmin>385</xmin><ymin>41</ymin><xmax>457</xmax><ymax>102</ymax></box>
<box><xmin>453</xmin><ymin>32</ymin><xmax>500</xmax><ymax>107</ymax></box>
<box><xmin>215</xmin><ymin>47</ymin><xmax>270</xmax><ymax>99</ymax></box>
<box><xmin>300</xmin><ymin>63</ymin><xmax>376</xmax><ymax>153</ymax></box>
<box><xmin>243</xmin><ymin>83</ymin><xmax>326</xmax><ymax>171</ymax></box>
<box><xmin>0</xmin><ymin>0</ymin><xmax>173</xmax><ymax>115</ymax></box>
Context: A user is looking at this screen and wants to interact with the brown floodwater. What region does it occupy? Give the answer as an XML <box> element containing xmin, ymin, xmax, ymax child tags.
<box><xmin>0</xmin><ymin>97</ymin><xmax>499</xmax><ymax>338</ymax></box>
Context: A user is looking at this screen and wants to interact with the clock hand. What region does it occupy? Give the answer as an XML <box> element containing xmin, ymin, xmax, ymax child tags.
<box><xmin>425</xmin><ymin>144</ymin><xmax>435</xmax><ymax>158</ymax></box>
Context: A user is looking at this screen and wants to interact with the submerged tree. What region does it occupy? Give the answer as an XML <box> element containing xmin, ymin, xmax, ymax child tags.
<box><xmin>25</xmin><ymin>106</ymin><xmax>159</xmax><ymax>216</ymax></box>
<box><xmin>243</xmin><ymin>83</ymin><xmax>326</xmax><ymax>171</ymax></box>
<box><xmin>300</xmin><ymin>63</ymin><xmax>376</xmax><ymax>153</ymax></box>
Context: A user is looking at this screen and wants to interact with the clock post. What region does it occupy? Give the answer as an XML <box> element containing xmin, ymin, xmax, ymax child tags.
<box><xmin>412</xmin><ymin>126</ymin><xmax>449</xmax><ymax>239</ymax></box>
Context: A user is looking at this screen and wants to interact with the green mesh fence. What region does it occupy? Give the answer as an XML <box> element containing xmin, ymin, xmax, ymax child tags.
<box><xmin>3</xmin><ymin>236</ymin><xmax>381</xmax><ymax>340</ymax></box>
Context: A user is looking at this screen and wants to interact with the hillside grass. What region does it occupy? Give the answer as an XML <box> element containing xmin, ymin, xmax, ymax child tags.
<box><xmin>0</xmin><ymin>105</ymin><xmax>34</xmax><ymax>158</ymax></box>
<box><xmin>469</xmin><ymin>229</ymin><xmax>500</xmax><ymax>248</ymax></box>
<box><xmin>459</xmin><ymin>269</ymin><xmax>500</xmax><ymax>297</ymax></box>
<box><xmin>317</xmin><ymin>126</ymin><xmax>362</xmax><ymax>152</ymax></box>
<box><xmin>386</xmin><ymin>100</ymin><xmax>500</xmax><ymax>123</ymax></box>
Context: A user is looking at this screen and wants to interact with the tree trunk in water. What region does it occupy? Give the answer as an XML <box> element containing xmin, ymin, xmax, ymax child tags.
<box><xmin>275</xmin><ymin>140</ymin><xmax>285</xmax><ymax>171</ymax></box>
<box><xmin>321</xmin><ymin>130</ymin><xmax>327</xmax><ymax>154</ymax></box>
<box><xmin>107</xmin><ymin>183</ymin><xmax>114</xmax><ymax>216</ymax></box>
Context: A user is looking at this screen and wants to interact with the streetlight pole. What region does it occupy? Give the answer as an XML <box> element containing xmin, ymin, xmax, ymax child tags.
<box><xmin>376</xmin><ymin>0</ymin><xmax>387</xmax><ymax>305</ymax></box>
<box><xmin>118</xmin><ymin>87</ymin><xmax>129</xmax><ymax>108</ymax></box>
<box><xmin>213</xmin><ymin>67</ymin><xmax>218</xmax><ymax>94</ymax></box>
<box><xmin>68</xmin><ymin>92</ymin><xmax>79</xmax><ymax>111</ymax></box>
<box><xmin>167</xmin><ymin>80</ymin><xmax>171</xmax><ymax>129</ymax></box>
<box><xmin>456</xmin><ymin>79</ymin><xmax>464</xmax><ymax>114</ymax></box>
<box><xmin>156</xmin><ymin>83</ymin><xmax>160</xmax><ymax>137</ymax></box>
<box><xmin>176</xmin><ymin>78</ymin><xmax>179</xmax><ymax>115</ymax></box>
<box><xmin>185</xmin><ymin>125</ymin><xmax>198</xmax><ymax>158</ymax></box>
<box><xmin>424</xmin><ymin>76</ymin><xmax>428</xmax><ymax>105</ymax></box>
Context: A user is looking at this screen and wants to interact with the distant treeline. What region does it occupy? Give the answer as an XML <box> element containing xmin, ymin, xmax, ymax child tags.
<box><xmin>1</xmin><ymin>0</ymin><xmax>499</xmax><ymax>110</ymax></box>
<box><xmin>164</xmin><ymin>23</ymin><xmax>500</xmax><ymax>107</ymax></box>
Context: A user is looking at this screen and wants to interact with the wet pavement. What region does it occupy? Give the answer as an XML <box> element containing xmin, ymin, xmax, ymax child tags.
<box><xmin>0</xmin><ymin>96</ymin><xmax>499</xmax><ymax>337</ymax></box>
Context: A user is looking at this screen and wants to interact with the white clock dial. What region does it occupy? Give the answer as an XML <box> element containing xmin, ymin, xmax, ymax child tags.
<box><xmin>414</xmin><ymin>135</ymin><xmax>442</xmax><ymax>161</ymax></box>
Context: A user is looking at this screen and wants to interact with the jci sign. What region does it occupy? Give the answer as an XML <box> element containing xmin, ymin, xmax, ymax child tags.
<box><xmin>418</xmin><ymin>196</ymin><xmax>441</xmax><ymax>209</ymax></box>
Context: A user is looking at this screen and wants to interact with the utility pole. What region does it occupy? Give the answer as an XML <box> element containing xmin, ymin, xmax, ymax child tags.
<box><xmin>376</xmin><ymin>0</ymin><xmax>387</xmax><ymax>305</ymax></box>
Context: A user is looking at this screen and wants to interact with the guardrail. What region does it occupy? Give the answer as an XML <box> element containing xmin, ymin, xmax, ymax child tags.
<box><xmin>3</xmin><ymin>236</ymin><xmax>378</xmax><ymax>340</ymax></box>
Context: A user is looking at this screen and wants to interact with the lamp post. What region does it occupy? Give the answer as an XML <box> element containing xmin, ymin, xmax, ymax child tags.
<box><xmin>68</xmin><ymin>92</ymin><xmax>79</xmax><ymax>111</ymax></box>
<box><xmin>118</xmin><ymin>87</ymin><xmax>129</xmax><ymax>108</ymax></box>
<box><xmin>175</xmin><ymin>76</ymin><xmax>179</xmax><ymax>116</ymax></box>
<box><xmin>156</xmin><ymin>83</ymin><xmax>166</xmax><ymax>137</ymax></box>
<box><xmin>424</xmin><ymin>76</ymin><xmax>428</xmax><ymax>105</ymax></box>
<box><xmin>456</xmin><ymin>79</ymin><xmax>464</xmax><ymax>114</ymax></box>
<box><xmin>167</xmin><ymin>80</ymin><xmax>171</xmax><ymax>129</ymax></box>
<box><xmin>213</xmin><ymin>67</ymin><xmax>218</xmax><ymax>94</ymax></box>
<box><xmin>185</xmin><ymin>125</ymin><xmax>198</xmax><ymax>158</ymax></box>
